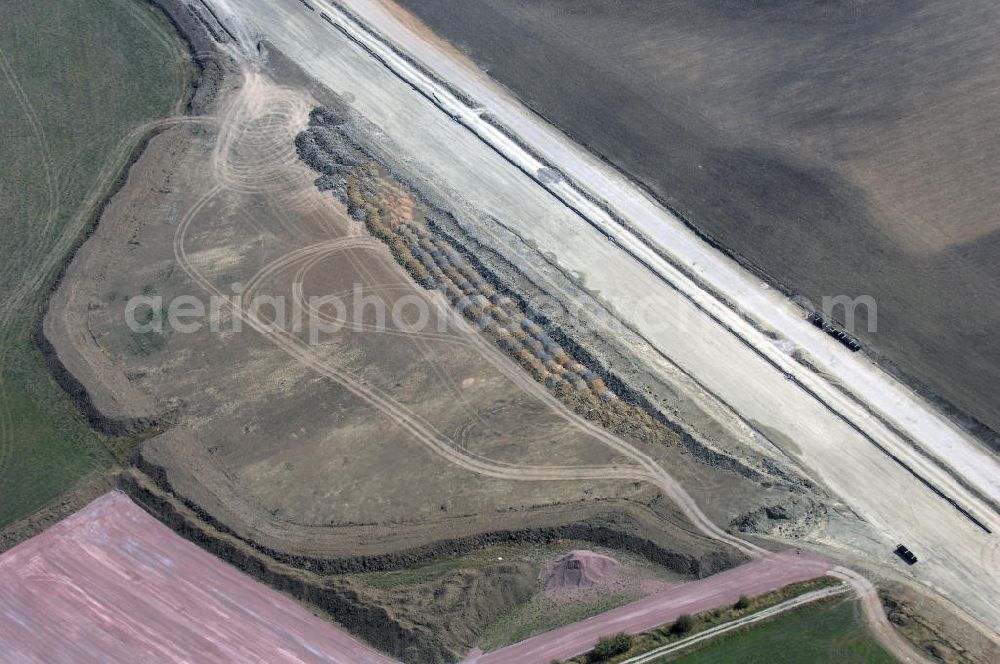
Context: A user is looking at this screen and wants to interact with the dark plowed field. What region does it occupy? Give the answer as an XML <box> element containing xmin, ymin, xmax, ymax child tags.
<box><xmin>396</xmin><ymin>0</ymin><xmax>1000</xmax><ymax>443</ymax></box>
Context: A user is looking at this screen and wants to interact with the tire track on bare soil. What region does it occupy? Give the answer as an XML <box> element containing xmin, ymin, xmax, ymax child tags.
<box><xmin>334</xmin><ymin>224</ymin><xmax>506</xmax><ymax>455</ymax></box>
<box><xmin>218</xmin><ymin>76</ymin><xmax>523</xmax><ymax>456</ymax></box>
<box><xmin>174</xmin><ymin>186</ymin><xmax>646</xmax><ymax>482</ymax></box>
<box><xmin>171</xmin><ymin>60</ymin><xmax>925</xmax><ymax>661</ymax></box>
<box><xmin>176</xmin><ymin>175</ymin><xmax>766</xmax><ymax>557</ymax></box>
<box><xmin>239</xmin><ymin>237</ymin><xmax>475</xmax><ymax>346</ymax></box>
<box><xmin>210</xmin><ymin>75</ymin><xmax>312</xmax><ymax>200</ymax></box>
<box><xmin>203</xmin><ymin>71</ymin><xmax>764</xmax><ymax>554</ymax></box>
<box><xmin>290</xmin><ymin>252</ymin><xmax>475</xmax><ymax>346</ymax></box>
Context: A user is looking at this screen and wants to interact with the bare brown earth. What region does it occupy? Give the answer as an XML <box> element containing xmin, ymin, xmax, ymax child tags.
<box><xmin>880</xmin><ymin>582</ymin><xmax>1000</xmax><ymax>664</ymax></box>
<box><xmin>37</xmin><ymin>34</ymin><xmax>780</xmax><ymax>661</ymax></box>
<box><xmin>394</xmin><ymin>0</ymin><xmax>1000</xmax><ymax>447</ymax></box>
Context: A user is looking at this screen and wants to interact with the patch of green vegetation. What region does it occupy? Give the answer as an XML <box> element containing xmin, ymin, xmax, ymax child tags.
<box><xmin>568</xmin><ymin>577</ymin><xmax>843</xmax><ymax>664</ymax></box>
<box><xmin>480</xmin><ymin>592</ymin><xmax>635</xmax><ymax>652</ymax></box>
<box><xmin>671</xmin><ymin>613</ymin><xmax>694</xmax><ymax>635</ymax></box>
<box><xmin>361</xmin><ymin>548</ymin><xmax>509</xmax><ymax>590</ymax></box>
<box><xmin>0</xmin><ymin>0</ymin><xmax>190</xmax><ymax>526</ymax></box>
<box><xmin>665</xmin><ymin>597</ymin><xmax>896</xmax><ymax>664</ymax></box>
<box><xmin>362</xmin><ymin>540</ymin><xmax>688</xmax><ymax>650</ymax></box>
<box><xmin>590</xmin><ymin>632</ymin><xmax>632</xmax><ymax>662</ymax></box>
<box><xmin>105</xmin><ymin>424</ymin><xmax>165</xmax><ymax>465</ymax></box>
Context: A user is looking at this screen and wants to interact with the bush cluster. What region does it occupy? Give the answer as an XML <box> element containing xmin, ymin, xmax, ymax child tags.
<box><xmin>589</xmin><ymin>631</ymin><xmax>632</xmax><ymax>662</ymax></box>
<box><xmin>671</xmin><ymin>613</ymin><xmax>694</xmax><ymax>634</ymax></box>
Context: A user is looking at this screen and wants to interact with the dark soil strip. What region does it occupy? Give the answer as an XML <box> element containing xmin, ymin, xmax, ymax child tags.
<box><xmin>194</xmin><ymin>0</ymin><xmax>239</xmax><ymax>44</ymax></box>
<box><xmin>142</xmin><ymin>0</ymin><xmax>230</xmax><ymax>114</ymax></box>
<box><xmin>128</xmin><ymin>450</ymin><xmax>742</xmax><ymax>578</ymax></box>
<box><xmin>118</xmin><ymin>472</ymin><xmax>450</xmax><ymax>663</ymax></box>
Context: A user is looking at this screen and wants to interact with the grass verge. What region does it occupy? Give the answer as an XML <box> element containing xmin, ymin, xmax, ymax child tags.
<box><xmin>660</xmin><ymin>595</ymin><xmax>896</xmax><ymax>663</ymax></box>
<box><xmin>0</xmin><ymin>0</ymin><xmax>190</xmax><ymax>526</ymax></box>
<box><xmin>565</xmin><ymin>576</ymin><xmax>846</xmax><ymax>663</ymax></box>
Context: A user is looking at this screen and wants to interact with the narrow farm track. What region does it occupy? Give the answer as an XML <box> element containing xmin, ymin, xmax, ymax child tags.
<box><xmin>618</xmin><ymin>584</ymin><xmax>852</xmax><ymax>664</ymax></box>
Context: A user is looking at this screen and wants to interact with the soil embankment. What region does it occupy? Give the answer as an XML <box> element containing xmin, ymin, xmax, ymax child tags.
<box><xmin>119</xmin><ymin>461</ymin><xmax>740</xmax><ymax>662</ymax></box>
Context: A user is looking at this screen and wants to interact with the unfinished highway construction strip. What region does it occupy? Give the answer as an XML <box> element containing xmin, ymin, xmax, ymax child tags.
<box><xmin>308</xmin><ymin>0</ymin><xmax>999</xmax><ymax>525</ymax></box>
<box><xmin>200</xmin><ymin>0</ymin><xmax>1000</xmax><ymax>631</ymax></box>
<box><xmin>20</xmin><ymin>1</ymin><xmax>991</xmax><ymax>660</ymax></box>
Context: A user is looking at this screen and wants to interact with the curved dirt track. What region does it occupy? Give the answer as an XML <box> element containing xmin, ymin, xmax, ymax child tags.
<box><xmin>193</xmin><ymin>0</ymin><xmax>1000</xmax><ymax>655</ymax></box>
<box><xmin>309</xmin><ymin>0</ymin><xmax>1000</xmax><ymax>616</ymax></box>
<box><xmin>168</xmin><ymin>69</ymin><xmax>927</xmax><ymax>663</ymax></box>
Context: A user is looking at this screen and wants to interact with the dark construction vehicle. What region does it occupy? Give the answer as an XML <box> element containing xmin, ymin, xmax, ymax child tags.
<box><xmin>895</xmin><ymin>544</ymin><xmax>918</xmax><ymax>565</ymax></box>
<box><xmin>807</xmin><ymin>311</ymin><xmax>862</xmax><ymax>352</ymax></box>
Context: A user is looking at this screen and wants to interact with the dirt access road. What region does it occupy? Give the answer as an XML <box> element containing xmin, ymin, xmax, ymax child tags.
<box><xmin>200</xmin><ymin>0</ymin><xmax>999</xmax><ymax>632</ymax></box>
<box><xmin>466</xmin><ymin>549</ymin><xmax>831</xmax><ymax>663</ymax></box>
<box><xmin>166</xmin><ymin>131</ymin><xmax>924</xmax><ymax>664</ymax></box>
<box><xmin>157</xmin><ymin>57</ymin><xmax>919</xmax><ymax>663</ymax></box>
<box><xmin>0</xmin><ymin>492</ymin><xmax>396</xmax><ymax>664</ymax></box>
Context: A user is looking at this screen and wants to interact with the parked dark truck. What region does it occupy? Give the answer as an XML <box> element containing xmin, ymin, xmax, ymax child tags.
<box><xmin>895</xmin><ymin>544</ymin><xmax>918</xmax><ymax>565</ymax></box>
<box><xmin>807</xmin><ymin>311</ymin><xmax>862</xmax><ymax>352</ymax></box>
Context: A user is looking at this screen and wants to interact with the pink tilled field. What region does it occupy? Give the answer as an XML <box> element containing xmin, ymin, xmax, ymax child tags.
<box><xmin>0</xmin><ymin>491</ymin><xmax>396</xmax><ymax>664</ymax></box>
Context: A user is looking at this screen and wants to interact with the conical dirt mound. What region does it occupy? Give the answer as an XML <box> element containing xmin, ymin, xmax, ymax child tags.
<box><xmin>544</xmin><ymin>550</ymin><xmax>622</xmax><ymax>591</ymax></box>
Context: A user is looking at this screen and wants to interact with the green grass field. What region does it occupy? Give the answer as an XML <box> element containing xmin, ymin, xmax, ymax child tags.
<box><xmin>0</xmin><ymin>0</ymin><xmax>190</xmax><ymax>526</ymax></box>
<box><xmin>665</xmin><ymin>597</ymin><xmax>896</xmax><ymax>664</ymax></box>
